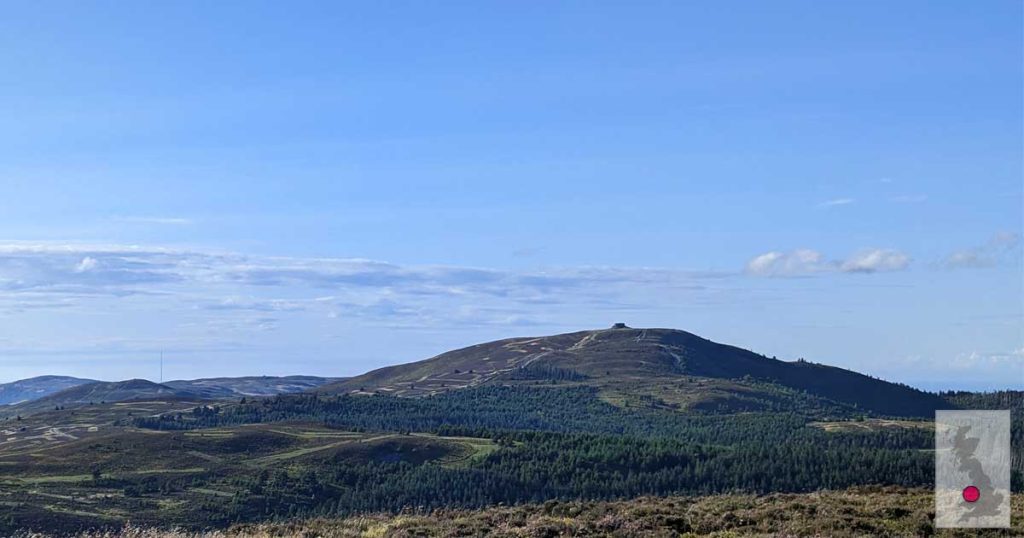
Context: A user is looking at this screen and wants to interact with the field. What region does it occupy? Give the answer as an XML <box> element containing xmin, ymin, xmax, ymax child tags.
<box><xmin>0</xmin><ymin>404</ymin><xmax>495</xmax><ymax>535</ymax></box>
<box><xmin>13</xmin><ymin>487</ymin><xmax>1024</xmax><ymax>537</ymax></box>
<box><xmin>808</xmin><ymin>418</ymin><xmax>934</xmax><ymax>433</ymax></box>
<box><xmin>1</xmin><ymin>401</ymin><xmax>206</xmax><ymax>455</ymax></box>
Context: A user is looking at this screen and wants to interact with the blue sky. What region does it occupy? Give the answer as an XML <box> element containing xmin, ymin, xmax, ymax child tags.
<box><xmin>0</xmin><ymin>1</ymin><xmax>1020</xmax><ymax>390</ymax></box>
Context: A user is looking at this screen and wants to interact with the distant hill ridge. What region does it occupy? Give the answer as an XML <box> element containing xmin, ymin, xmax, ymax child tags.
<box><xmin>0</xmin><ymin>376</ymin><xmax>97</xmax><ymax>406</ymax></box>
<box><xmin>4</xmin><ymin>326</ymin><xmax>951</xmax><ymax>418</ymax></box>
<box><xmin>2</xmin><ymin>376</ymin><xmax>339</xmax><ymax>417</ymax></box>
<box><xmin>3</xmin><ymin>379</ymin><xmax>193</xmax><ymax>416</ymax></box>
<box><xmin>320</xmin><ymin>324</ymin><xmax>948</xmax><ymax>417</ymax></box>
<box><xmin>165</xmin><ymin>376</ymin><xmax>339</xmax><ymax>399</ymax></box>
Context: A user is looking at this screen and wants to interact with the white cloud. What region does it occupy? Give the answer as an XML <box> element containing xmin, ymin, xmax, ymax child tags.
<box><xmin>745</xmin><ymin>249</ymin><xmax>827</xmax><ymax>276</ymax></box>
<box><xmin>839</xmin><ymin>249</ymin><xmax>910</xmax><ymax>273</ymax></box>
<box><xmin>818</xmin><ymin>198</ymin><xmax>856</xmax><ymax>208</ymax></box>
<box><xmin>746</xmin><ymin>248</ymin><xmax>910</xmax><ymax>276</ymax></box>
<box><xmin>75</xmin><ymin>257</ymin><xmax>99</xmax><ymax>273</ymax></box>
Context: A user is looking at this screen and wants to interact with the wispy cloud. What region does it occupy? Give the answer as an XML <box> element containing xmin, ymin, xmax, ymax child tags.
<box><xmin>839</xmin><ymin>249</ymin><xmax>910</xmax><ymax>273</ymax></box>
<box><xmin>0</xmin><ymin>241</ymin><xmax>1016</xmax><ymax>388</ymax></box>
<box><xmin>0</xmin><ymin>242</ymin><xmax>733</xmax><ymax>327</ymax></box>
<box><xmin>944</xmin><ymin>232</ymin><xmax>1021</xmax><ymax>269</ymax></box>
<box><xmin>817</xmin><ymin>198</ymin><xmax>855</xmax><ymax>208</ymax></box>
<box><xmin>0</xmin><ymin>243</ymin><xmax>188</xmax><ymax>294</ymax></box>
<box><xmin>111</xmin><ymin>216</ymin><xmax>194</xmax><ymax>225</ymax></box>
<box><xmin>952</xmin><ymin>347</ymin><xmax>1024</xmax><ymax>370</ymax></box>
<box><xmin>745</xmin><ymin>249</ymin><xmax>827</xmax><ymax>276</ymax></box>
<box><xmin>745</xmin><ymin>248</ymin><xmax>910</xmax><ymax>277</ymax></box>
<box><xmin>199</xmin><ymin>297</ymin><xmax>306</xmax><ymax>313</ymax></box>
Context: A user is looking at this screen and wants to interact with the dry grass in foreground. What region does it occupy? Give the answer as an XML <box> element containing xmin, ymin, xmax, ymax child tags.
<box><xmin>16</xmin><ymin>487</ymin><xmax>1023</xmax><ymax>538</ymax></box>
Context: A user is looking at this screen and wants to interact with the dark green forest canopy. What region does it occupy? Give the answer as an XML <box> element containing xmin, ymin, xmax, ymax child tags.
<box><xmin>120</xmin><ymin>386</ymin><xmax>1021</xmax><ymax>527</ymax></box>
<box><xmin>136</xmin><ymin>385</ymin><xmax>915</xmax><ymax>440</ymax></box>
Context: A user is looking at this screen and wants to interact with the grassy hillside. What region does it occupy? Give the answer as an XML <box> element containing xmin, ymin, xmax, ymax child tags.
<box><xmin>0</xmin><ymin>409</ymin><xmax>486</xmax><ymax>535</ymax></box>
<box><xmin>15</xmin><ymin>488</ymin><xmax>1024</xmax><ymax>537</ymax></box>
<box><xmin>0</xmin><ymin>376</ymin><xmax>342</xmax><ymax>416</ymax></box>
<box><xmin>1</xmin><ymin>380</ymin><xmax>198</xmax><ymax>417</ymax></box>
<box><xmin>320</xmin><ymin>325</ymin><xmax>948</xmax><ymax>417</ymax></box>
<box><xmin>165</xmin><ymin>376</ymin><xmax>339</xmax><ymax>399</ymax></box>
<box><xmin>0</xmin><ymin>376</ymin><xmax>96</xmax><ymax>406</ymax></box>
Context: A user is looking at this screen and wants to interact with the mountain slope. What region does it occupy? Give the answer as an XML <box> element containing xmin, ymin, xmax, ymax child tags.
<box><xmin>0</xmin><ymin>376</ymin><xmax>96</xmax><ymax>406</ymax></box>
<box><xmin>3</xmin><ymin>379</ymin><xmax>198</xmax><ymax>416</ymax></box>
<box><xmin>165</xmin><ymin>376</ymin><xmax>340</xmax><ymax>399</ymax></box>
<box><xmin>4</xmin><ymin>376</ymin><xmax>343</xmax><ymax>417</ymax></box>
<box><xmin>320</xmin><ymin>325</ymin><xmax>947</xmax><ymax>417</ymax></box>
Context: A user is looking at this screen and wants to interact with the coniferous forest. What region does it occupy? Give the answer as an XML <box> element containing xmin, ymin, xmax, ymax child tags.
<box><xmin>112</xmin><ymin>385</ymin><xmax>1017</xmax><ymax>528</ymax></box>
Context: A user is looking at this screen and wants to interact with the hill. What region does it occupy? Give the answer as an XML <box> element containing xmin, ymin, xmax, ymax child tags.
<box><xmin>2</xmin><ymin>379</ymin><xmax>199</xmax><ymax>416</ymax></box>
<box><xmin>165</xmin><ymin>375</ymin><xmax>340</xmax><ymax>399</ymax></box>
<box><xmin>1</xmin><ymin>376</ymin><xmax>343</xmax><ymax>417</ymax></box>
<box><xmin>320</xmin><ymin>325</ymin><xmax>947</xmax><ymax>417</ymax></box>
<box><xmin>0</xmin><ymin>375</ymin><xmax>96</xmax><ymax>405</ymax></box>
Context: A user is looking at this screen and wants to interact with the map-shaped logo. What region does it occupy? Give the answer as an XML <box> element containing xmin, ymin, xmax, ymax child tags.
<box><xmin>935</xmin><ymin>410</ymin><xmax>1011</xmax><ymax>528</ymax></box>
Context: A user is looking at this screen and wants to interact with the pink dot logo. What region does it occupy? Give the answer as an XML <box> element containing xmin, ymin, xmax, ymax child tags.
<box><xmin>962</xmin><ymin>485</ymin><xmax>980</xmax><ymax>503</ymax></box>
